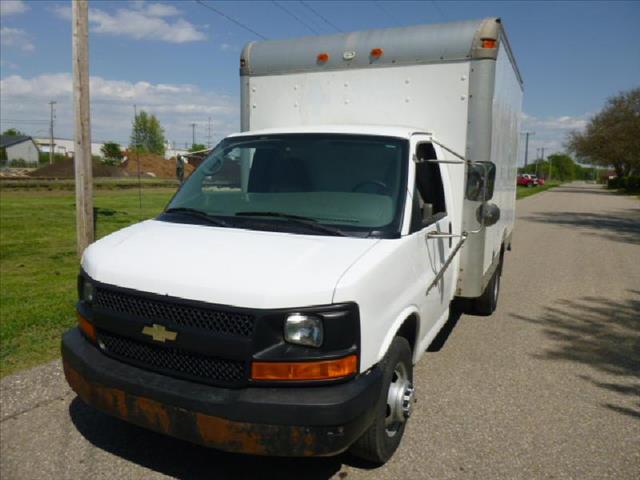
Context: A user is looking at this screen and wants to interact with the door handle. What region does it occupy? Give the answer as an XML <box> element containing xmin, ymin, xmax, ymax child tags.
<box><xmin>426</xmin><ymin>231</ymin><xmax>461</xmax><ymax>240</ymax></box>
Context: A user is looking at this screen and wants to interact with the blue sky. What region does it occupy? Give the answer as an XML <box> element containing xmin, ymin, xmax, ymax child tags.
<box><xmin>1</xmin><ymin>0</ymin><xmax>639</xmax><ymax>161</ymax></box>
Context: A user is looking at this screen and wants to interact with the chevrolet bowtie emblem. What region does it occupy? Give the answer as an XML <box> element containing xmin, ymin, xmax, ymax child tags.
<box><xmin>142</xmin><ymin>324</ymin><xmax>177</xmax><ymax>343</ymax></box>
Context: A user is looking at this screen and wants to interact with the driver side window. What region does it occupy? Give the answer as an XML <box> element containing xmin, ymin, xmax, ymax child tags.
<box><xmin>411</xmin><ymin>143</ymin><xmax>447</xmax><ymax>231</ymax></box>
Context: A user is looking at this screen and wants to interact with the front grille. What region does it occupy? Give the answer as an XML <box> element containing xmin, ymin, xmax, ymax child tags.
<box><xmin>94</xmin><ymin>288</ymin><xmax>255</xmax><ymax>337</ymax></box>
<box><xmin>97</xmin><ymin>330</ymin><xmax>245</xmax><ymax>385</ymax></box>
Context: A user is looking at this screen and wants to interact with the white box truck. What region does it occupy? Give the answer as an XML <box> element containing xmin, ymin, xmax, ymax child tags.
<box><xmin>63</xmin><ymin>17</ymin><xmax>522</xmax><ymax>463</ymax></box>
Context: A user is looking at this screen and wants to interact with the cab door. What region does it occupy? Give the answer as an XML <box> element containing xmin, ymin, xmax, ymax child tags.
<box><xmin>410</xmin><ymin>139</ymin><xmax>454</xmax><ymax>345</ymax></box>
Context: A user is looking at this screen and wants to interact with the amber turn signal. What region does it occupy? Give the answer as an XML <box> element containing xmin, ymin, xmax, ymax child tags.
<box><xmin>251</xmin><ymin>355</ymin><xmax>357</xmax><ymax>381</ymax></box>
<box><xmin>317</xmin><ymin>52</ymin><xmax>329</xmax><ymax>63</ymax></box>
<box><xmin>370</xmin><ymin>47</ymin><xmax>384</xmax><ymax>59</ymax></box>
<box><xmin>481</xmin><ymin>38</ymin><xmax>497</xmax><ymax>49</ymax></box>
<box><xmin>77</xmin><ymin>311</ymin><xmax>96</xmax><ymax>342</ymax></box>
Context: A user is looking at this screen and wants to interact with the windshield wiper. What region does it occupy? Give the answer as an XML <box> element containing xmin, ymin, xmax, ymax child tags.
<box><xmin>165</xmin><ymin>207</ymin><xmax>231</xmax><ymax>227</ymax></box>
<box><xmin>235</xmin><ymin>211</ymin><xmax>347</xmax><ymax>237</ymax></box>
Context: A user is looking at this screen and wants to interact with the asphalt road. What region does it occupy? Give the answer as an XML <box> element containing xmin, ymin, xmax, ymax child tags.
<box><xmin>1</xmin><ymin>182</ymin><xmax>639</xmax><ymax>479</ymax></box>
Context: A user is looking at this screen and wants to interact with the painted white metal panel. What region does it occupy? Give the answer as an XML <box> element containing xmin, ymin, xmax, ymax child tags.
<box><xmin>246</xmin><ymin>62</ymin><xmax>471</xmax><ymax>158</ymax></box>
<box><xmin>482</xmin><ymin>45</ymin><xmax>522</xmax><ymax>273</ymax></box>
<box><xmin>82</xmin><ymin>219</ymin><xmax>379</xmax><ymax>310</ymax></box>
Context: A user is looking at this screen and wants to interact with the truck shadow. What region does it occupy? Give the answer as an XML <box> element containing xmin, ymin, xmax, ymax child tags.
<box><xmin>511</xmin><ymin>292</ymin><xmax>640</xmax><ymax>420</ymax></box>
<box><xmin>522</xmin><ymin>209</ymin><xmax>640</xmax><ymax>245</ymax></box>
<box><xmin>68</xmin><ymin>399</ymin><xmax>374</xmax><ymax>479</ymax></box>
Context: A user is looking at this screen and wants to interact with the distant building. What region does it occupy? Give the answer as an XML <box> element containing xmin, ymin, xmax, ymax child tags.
<box><xmin>0</xmin><ymin>135</ymin><xmax>40</xmax><ymax>165</ymax></box>
<box><xmin>164</xmin><ymin>142</ymin><xmax>189</xmax><ymax>160</ymax></box>
<box><xmin>34</xmin><ymin>138</ymin><xmax>105</xmax><ymax>157</ymax></box>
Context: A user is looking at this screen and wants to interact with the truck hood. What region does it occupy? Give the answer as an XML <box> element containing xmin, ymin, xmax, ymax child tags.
<box><xmin>82</xmin><ymin>219</ymin><xmax>378</xmax><ymax>309</ymax></box>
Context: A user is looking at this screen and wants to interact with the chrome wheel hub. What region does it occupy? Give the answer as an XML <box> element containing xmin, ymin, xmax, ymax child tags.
<box><xmin>385</xmin><ymin>363</ymin><xmax>415</xmax><ymax>437</ymax></box>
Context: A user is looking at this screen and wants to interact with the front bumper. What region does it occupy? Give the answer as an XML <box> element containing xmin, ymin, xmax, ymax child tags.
<box><xmin>62</xmin><ymin>328</ymin><xmax>382</xmax><ymax>456</ymax></box>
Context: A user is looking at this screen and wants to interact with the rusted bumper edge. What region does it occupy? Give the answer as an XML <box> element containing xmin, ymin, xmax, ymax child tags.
<box><xmin>61</xmin><ymin>328</ymin><xmax>382</xmax><ymax>457</ymax></box>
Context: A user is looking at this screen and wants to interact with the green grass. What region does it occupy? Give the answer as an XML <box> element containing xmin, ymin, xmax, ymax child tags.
<box><xmin>0</xmin><ymin>188</ymin><xmax>175</xmax><ymax>377</ymax></box>
<box><xmin>0</xmin><ymin>178</ymin><xmax>565</xmax><ymax>377</ymax></box>
<box><xmin>516</xmin><ymin>181</ymin><xmax>561</xmax><ymax>200</ymax></box>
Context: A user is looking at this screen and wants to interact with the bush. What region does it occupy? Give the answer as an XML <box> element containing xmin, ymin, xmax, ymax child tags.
<box><xmin>625</xmin><ymin>176</ymin><xmax>640</xmax><ymax>192</ymax></box>
<box><xmin>38</xmin><ymin>152</ymin><xmax>68</xmax><ymax>164</ymax></box>
<box><xmin>607</xmin><ymin>177</ymin><xmax>623</xmax><ymax>189</ymax></box>
<box><xmin>607</xmin><ymin>176</ymin><xmax>640</xmax><ymax>193</ymax></box>
<box><xmin>101</xmin><ymin>157</ymin><xmax>122</xmax><ymax>166</ymax></box>
<box><xmin>9</xmin><ymin>158</ymin><xmax>29</xmax><ymax>167</ymax></box>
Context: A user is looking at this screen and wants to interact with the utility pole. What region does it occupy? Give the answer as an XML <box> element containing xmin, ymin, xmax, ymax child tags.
<box><xmin>521</xmin><ymin>131</ymin><xmax>535</xmax><ymax>167</ymax></box>
<box><xmin>48</xmin><ymin>101</ymin><xmax>57</xmax><ymax>164</ymax></box>
<box><xmin>536</xmin><ymin>147</ymin><xmax>544</xmax><ymax>176</ymax></box>
<box><xmin>72</xmin><ymin>0</ymin><xmax>94</xmax><ymax>255</ymax></box>
<box><xmin>190</xmin><ymin>122</ymin><xmax>196</xmax><ymax>147</ymax></box>
<box><xmin>133</xmin><ymin>104</ymin><xmax>142</xmax><ymax>211</ymax></box>
<box><xmin>207</xmin><ymin>116</ymin><xmax>212</xmax><ymax>148</ymax></box>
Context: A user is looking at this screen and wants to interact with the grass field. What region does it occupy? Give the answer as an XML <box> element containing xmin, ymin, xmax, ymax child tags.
<box><xmin>0</xmin><ymin>188</ymin><xmax>175</xmax><ymax>377</ymax></box>
<box><xmin>516</xmin><ymin>181</ymin><xmax>561</xmax><ymax>199</ymax></box>
<box><xmin>0</xmin><ymin>181</ymin><xmax>560</xmax><ymax>378</ymax></box>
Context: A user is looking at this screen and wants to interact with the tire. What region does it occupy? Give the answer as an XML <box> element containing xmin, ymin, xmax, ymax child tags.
<box><xmin>350</xmin><ymin>337</ymin><xmax>414</xmax><ymax>465</ymax></box>
<box><xmin>472</xmin><ymin>262</ymin><xmax>501</xmax><ymax>316</ymax></box>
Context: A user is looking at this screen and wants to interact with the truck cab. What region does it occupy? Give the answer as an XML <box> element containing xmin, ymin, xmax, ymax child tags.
<box><xmin>63</xmin><ymin>17</ymin><xmax>521</xmax><ymax>464</ymax></box>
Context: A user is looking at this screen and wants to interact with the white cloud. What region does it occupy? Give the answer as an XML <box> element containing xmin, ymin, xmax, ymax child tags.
<box><xmin>0</xmin><ymin>27</ymin><xmax>35</xmax><ymax>52</ymax></box>
<box><xmin>141</xmin><ymin>3</ymin><xmax>181</xmax><ymax>17</ymax></box>
<box><xmin>52</xmin><ymin>2</ymin><xmax>206</xmax><ymax>43</ymax></box>
<box><xmin>522</xmin><ymin>113</ymin><xmax>588</xmax><ymax>131</ymax></box>
<box><xmin>0</xmin><ymin>73</ymin><xmax>238</xmax><ymax>145</ymax></box>
<box><xmin>0</xmin><ymin>0</ymin><xmax>29</xmax><ymax>16</ymax></box>
<box><xmin>519</xmin><ymin>113</ymin><xmax>590</xmax><ymax>164</ymax></box>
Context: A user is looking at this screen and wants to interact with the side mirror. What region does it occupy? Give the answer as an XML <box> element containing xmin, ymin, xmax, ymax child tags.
<box><xmin>466</xmin><ymin>162</ymin><xmax>496</xmax><ymax>201</ymax></box>
<box><xmin>476</xmin><ymin>202</ymin><xmax>500</xmax><ymax>227</ymax></box>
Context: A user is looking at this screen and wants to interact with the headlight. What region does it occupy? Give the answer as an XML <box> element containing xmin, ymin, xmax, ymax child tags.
<box><xmin>284</xmin><ymin>313</ymin><xmax>323</xmax><ymax>347</ymax></box>
<box><xmin>82</xmin><ymin>279</ymin><xmax>95</xmax><ymax>303</ymax></box>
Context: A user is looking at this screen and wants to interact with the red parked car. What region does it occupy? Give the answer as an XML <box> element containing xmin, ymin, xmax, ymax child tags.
<box><xmin>517</xmin><ymin>174</ymin><xmax>536</xmax><ymax>187</ymax></box>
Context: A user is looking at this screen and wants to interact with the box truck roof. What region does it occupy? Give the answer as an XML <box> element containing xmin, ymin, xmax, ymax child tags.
<box><xmin>241</xmin><ymin>17</ymin><xmax>522</xmax><ymax>85</ymax></box>
<box><xmin>227</xmin><ymin>125</ymin><xmax>431</xmax><ymax>140</ymax></box>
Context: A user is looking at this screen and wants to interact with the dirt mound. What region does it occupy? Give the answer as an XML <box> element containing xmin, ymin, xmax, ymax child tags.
<box><xmin>122</xmin><ymin>153</ymin><xmax>195</xmax><ymax>178</ymax></box>
<box><xmin>28</xmin><ymin>154</ymin><xmax>194</xmax><ymax>179</ymax></box>
<box><xmin>29</xmin><ymin>158</ymin><xmax>124</xmax><ymax>178</ymax></box>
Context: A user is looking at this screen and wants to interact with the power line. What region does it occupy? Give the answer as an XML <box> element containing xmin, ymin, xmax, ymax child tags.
<box><xmin>372</xmin><ymin>1</ymin><xmax>403</xmax><ymax>25</ymax></box>
<box><xmin>1</xmin><ymin>119</ymin><xmax>50</xmax><ymax>124</ymax></box>
<box><xmin>272</xmin><ymin>1</ymin><xmax>319</xmax><ymax>34</ymax></box>
<box><xmin>194</xmin><ymin>0</ymin><xmax>267</xmax><ymax>40</ymax></box>
<box><xmin>431</xmin><ymin>1</ymin><xmax>447</xmax><ymax>22</ymax></box>
<box><xmin>300</xmin><ymin>1</ymin><xmax>342</xmax><ymax>33</ymax></box>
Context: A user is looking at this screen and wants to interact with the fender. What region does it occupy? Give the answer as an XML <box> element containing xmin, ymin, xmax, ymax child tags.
<box><xmin>376</xmin><ymin>305</ymin><xmax>421</xmax><ymax>367</ymax></box>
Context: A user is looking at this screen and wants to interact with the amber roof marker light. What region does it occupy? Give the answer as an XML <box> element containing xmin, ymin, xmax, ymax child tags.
<box><xmin>481</xmin><ymin>39</ymin><xmax>497</xmax><ymax>49</ymax></box>
<box><xmin>370</xmin><ymin>47</ymin><xmax>384</xmax><ymax>60</ymax></box>
<box><xmin>317</xmin><ymin>52</ymin><xmax>330</xmax><ymax>64</ymax></box>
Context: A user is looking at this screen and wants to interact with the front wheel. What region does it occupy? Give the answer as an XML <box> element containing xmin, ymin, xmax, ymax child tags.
<box><xmin>349</xmin><ymin>337</ymin><xmax>414</xmax><ymax>465</ymax></box>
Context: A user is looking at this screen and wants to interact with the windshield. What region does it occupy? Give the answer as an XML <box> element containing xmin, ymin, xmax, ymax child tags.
<box><xmin>164</xmin><ymin>134</ymin><xmax>408</xmax><ymax>237</ymax></box>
